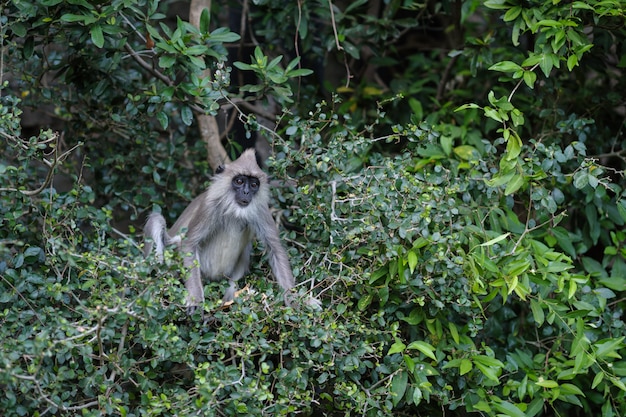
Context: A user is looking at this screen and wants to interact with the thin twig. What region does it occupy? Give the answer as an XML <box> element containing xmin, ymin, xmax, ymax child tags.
<box><xmin>123</xmin><ymin>43</ymin><xmax>173</xmax><ymax>86</ymax></box>
<box><xmin>328</xmin><ymin>0</ymin><xmax>343</xmax><ymax>51</ymax></box>
<box><xmin>436</xmin><ymin>54</ymin><xmax>459</xmax><ymax>103</ymax></box>
<box><xmin>508</xmin><ymin>63</ymin><xmax>539</xmax><ymax>102</ymax></box>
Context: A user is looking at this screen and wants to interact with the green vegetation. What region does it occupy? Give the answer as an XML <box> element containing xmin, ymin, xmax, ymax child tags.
<box><xmin>1</xmin><ymin>0</ymin><xmax>625</xmax><ymax>415</ymax></box>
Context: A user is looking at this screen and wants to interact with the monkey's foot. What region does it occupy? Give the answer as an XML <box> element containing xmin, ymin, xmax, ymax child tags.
<box><xmin>186</xmin><ymin>303</ymin><xmax>203</xmax><ymax>316</ymax></box>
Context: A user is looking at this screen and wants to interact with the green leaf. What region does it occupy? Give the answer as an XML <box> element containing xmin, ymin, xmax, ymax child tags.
<box><xmin>181</xmin><ymin>106</ymin><xmax>193</xmax><ymax>126</ymax></box>
<box><xmin>159</xmin><ymin>55</ymin><xmax>176</xmax><ymax>69</ymax></box>
<box><xmin>391</xmin><ymin>371</ymin><xmax>408</xmax><ymax>406</ymax></box>
<box><xmin>489</xmin><ymin>61</ymin><xmax>523</xmax><ymax>73</ymax></box>
<box><xmin>595</xmin><ymin>337</ymin><xmax>625</xmax><ymax>360</ymax></box>
<box><xmin>60</xmin><ymin>13</ymin><xmax>96</xmax><ymax>24</ymax></box>
<box><xmin>157</xmin><ymin>112</ymin><xmax>169</xmax><ymax>130</ymax></box>
<box><xmin>406</xmin><ymin>341</ymin><xmax>437</xmax><ymax>361</ymax></box>
<box><xmin>453</xmin><ymin>145</ymin><xmax>479</xmax><ymax>161</ymax></box>
<box><xmin>412</xmin><ymin>386</ymin><xmax>423</xmax><ymax>406</ymax></box>
<box><xmin>484</xmin><ymin>106</ymin><xmax>503</xmax><ymax>122</ymax></box>
<box><xmin>551</xmin><ymin>226</ymin><xmax>576</xmax><ymax>258</ymax></box>
<box><xmin>493</xmin><ymin>401</ymin><xmax>526</xmax><ymax>417</ymax></box>
<box><xmin>11</xmin><ymin>22</ymin><xmax>27</xmax><ymax>37</ymax></box>
<box><xmin>233</xmin><ymin>61</ymin><xmax>254</xmax><ymax>71</ymax></box>
<box><xmin>567</xmin><ymin>54</ymin><xmax>579</xmax><ymax>71</ymax></box>
<box><xmin>530</xmin><ymin>299</ymin><xmax>545</xmax><ymax>326</ymax></box>
<box><xmin>449</xmin><ymin>322</ymin><xmax>459</xmax><ymax>344</ymax></box>
<box><xmin>616</xmin><ymin>199</ymin><xmax>626</xmax><ymax>222</ymax></box>
<box><xmin>480</xmin><ymin>232</ymin><xmax>510</xmax><ymax>247</ymax></box>
<box><xmin>188</xmin><ymin>55</ymin><xmax>206</xmax><ymax>70</ymax></box>
<box><xmin>156</xmin><ymin>40</ymin><xmax>177</xmax><ymax>54</ymax></box>
<box><xmin>484</xmin><ymin>0</ymin><xmax>509</xmax><ymax>10</ymax></box>
<box><xmin>505</xmin><ymin>130</ymin><xmax>523</xmax><ymax>160</ymax></box>
<box><xmin>573</xmin><ymin>170</ymin><xmax>589</xmax><ymax>189</ymax></box>
<box><xmin>185</xmin><ymin>45</ymin><xmax>208</xmax><ymax>56</ymax></box>
<box><xmin>592</xmin><ymin>372</ymin><xmax>604</xmax><ymax>389</ymax></box>
<box><xmin>473</xmin><ymin>361</ymin><xmax>499</xmax><ymax>382</ymax></box>
<box><xmin>357</xmin><ymin>292</ymin><xmax>373</xmax><ymax>311</ymax></box>
<box><xmin>535</xmin><ymin>19</ymin><xmax>560</xmax><ymax>28</ymax></box>
<box><xmin>523</xmin><ymin>70</ymin><xmax>537</xmax><ymax>88</ymax></box>
<box><xmin>199</xmin><ymin>8</ymin><xmax>210</xmax><ymax>33</ymax></box>
<box><xmin>455</xmin><ymin>103</ymin><xmax>480</xmax><ymax>111</ymax></box>
<box><xmin>512</xmin><ymin>19</ymin><xmax>521</xmax><ymax>46</ymax></box>
<box><xmin>442</xmin><ymin>358</ymin><xmax>462</xmax><ymax>369</ymax></box>
<box><xmin>253</xmin><ymin>46</ymin><xmax>265</xmax><ymax>63</ymax></box>
<box><xmin>572</xmin><ymin>1</ymin><xmax>594</xmax><ymax>10</ymax></box>
<box><xmin>504</xmin><ymin>174</ymin><xmax>525</xmax><ymax>195</ymax></box>
<box><xmin>598</xmin><ymin>276</ymin><xmax>626</xmax><ymax>292</ymax></box>
<box><xmin>610</xmin><ymin>378</ymin><xmax>626</xmax><ymax>392</ymax></box>
<box><xmin>527</xmin><ymin>398</ymin><xmax>544</xmax><ymax>417</ymax></box>
<box><xmin>473</xmin><ymin>355</ymin><xmax>504</xmax><ymax>368</ymax></box>
<box><xmin>23</xmin><ymin>37</ymin><xmax>34</xmax><ymax>59</ymax></box>
<box><xmin>409</xmin><ymin>98</ymin><xmax>423</xmax><ymax>119</ymax></box>
<box><xmin>407</xmin><ymin>250</ymin><xmax>418</xmax><ymax>274</ymax></box>
<box><xmin>535</xmin><ymin>379</ymin><xmax>559</xmax><ymax>388</ymax></box>
<box><xmin>486</xmin><ymin>171</ymin><xmax>515</xmax><ymax>187</ymax></box>
<box><xmin>503</xmin><ymin>6</ymin><xmax>522</xmax><ymax>22</ymax></box>
<box><xmin>285</xmin><ymin>56</ymin><xmax>302</xmax><ymax>72</ymax></box>
<box><xmin>560</xmin><ymin>383</ymin><xmax>585</xmax><ymax>396</ymax></box>
<box><xmin>388</xmin><ymin>340</ymin><xmax>406</xmax><ymax>356</ymax></box>
<box><xmin>287</xmin><ymin>68</ymin><xmax>314</xmax><ymax>77</ymax></box>
<box><xmin>266</xmin><ymin>55</ymin><xmax>283</xmax><ymax>71</ymax></box>
<box><xmin>440</xmin><ymin>135</ymin><xmax>453</xmax><ymax>155</ymax></box>
<box><xmin>343</xmin><ymin>41</ymin><xmax>360</xmax><ymax>59</ymax></box>
<box><xmin>460</xmin><ymin>359</ymin><xmax>472</xmax><ymax>375</ymax></box>
<box><xmin>90</xmin><ymin>25</ymin><xmax>104</xmax><ymax>48</ymax></box>
<box><xmin>207</xmin><ymin>29</ymin><xmax>240</xmax><ymax>43</ymax></box>
<box><xmin>539</xmin><ymin>54</ymin><xmax>554</xmax><ymax>77</ymax></box>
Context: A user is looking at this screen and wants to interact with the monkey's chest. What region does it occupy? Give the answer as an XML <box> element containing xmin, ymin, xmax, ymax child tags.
<box><xmin>198</xmin><ymin>225</ymin><xmax>253</xmax><ymax>279</ymax></box>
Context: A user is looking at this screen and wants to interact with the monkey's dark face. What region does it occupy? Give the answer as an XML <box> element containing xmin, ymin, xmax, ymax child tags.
<box><xmin>232</xmin><ymin>175</ymin><xmax>260</xmax><ymax>207</ymax></box>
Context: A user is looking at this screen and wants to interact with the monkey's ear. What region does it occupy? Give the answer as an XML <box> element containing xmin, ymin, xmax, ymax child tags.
<box><xmin>215</xmin><ymin>165</ymin><xmax>225</xmax><ymax>174</ymax></box>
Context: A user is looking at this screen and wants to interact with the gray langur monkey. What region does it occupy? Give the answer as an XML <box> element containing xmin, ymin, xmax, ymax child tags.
<box><xmin>143</xmin><ymin>149</ymin><xmax>295</xmax><ymax>311</ymax></box>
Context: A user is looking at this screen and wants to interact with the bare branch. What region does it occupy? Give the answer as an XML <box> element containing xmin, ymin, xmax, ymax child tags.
<box><xmin>123</xmin><ymin>43</ymin><xmax>173</xmax><ymax>86</ymax></box>
<box><xmin>189</xmin><ymin>0</ymin><xmax>230</xmax><ymax>170</ymax></box>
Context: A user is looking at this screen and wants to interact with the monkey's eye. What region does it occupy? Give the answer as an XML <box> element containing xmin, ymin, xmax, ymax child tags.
<box><xmin>250</xmin><ymin>180</ymin><xmax>260</xmax><ymax>189</ymax></box>
<box><xmin>233</xmin><ymin>177</ymin><xmax>245</xmax><ymax>186</ymax></box>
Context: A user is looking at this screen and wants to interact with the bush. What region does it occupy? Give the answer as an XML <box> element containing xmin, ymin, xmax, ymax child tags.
<box><xmin>1</xmin><ymin>0</ymin><xmax>625</xmax><ymax>416</ymax></box>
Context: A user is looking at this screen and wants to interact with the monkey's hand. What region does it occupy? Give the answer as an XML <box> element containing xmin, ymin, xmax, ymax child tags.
<box><xmin>284</xmin><ymin>291</ymin><xmax>322</xmax><ymax>310</ymax></box>
<box><xmin>304</xmin><ymin>296</ymin><xmax>323</xmax><ymax>310</ymax></box>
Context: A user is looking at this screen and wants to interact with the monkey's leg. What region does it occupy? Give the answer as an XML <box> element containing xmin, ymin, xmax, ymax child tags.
<box><xmin>222</xmin><ymin>279</ymin><xmax>238</xmax><ymax>303</ymax></box>
<box><xmin>184</xmin><ymin>254</ymin><xmax>205</xmax><ymax>314</ymax></box>
<box><xmin>220</xmin><ymin>243</ymin><xmax>251</xmax><ymax>304</ymax></box>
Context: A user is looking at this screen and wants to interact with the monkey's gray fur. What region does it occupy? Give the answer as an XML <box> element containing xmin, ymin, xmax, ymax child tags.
<box><xmin>143</xmin><ymin>149</ymin><xmax>295</xmax><ymax>311</ymax></box>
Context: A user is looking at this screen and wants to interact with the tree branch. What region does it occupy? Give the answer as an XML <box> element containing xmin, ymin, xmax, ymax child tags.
<box><xmin>123</xmin><ymin>43</ymin><xmax>173</xmax><ymax>86</ymax></box>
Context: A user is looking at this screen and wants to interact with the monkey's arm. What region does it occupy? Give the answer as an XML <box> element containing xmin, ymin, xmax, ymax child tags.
<box><xmin>256</xmin><ymin>209</ymin><xmax>295</xmax><ymax>294</ymax></box>
<box><xmin>256</xmin><ymin>209</ymin><xmax>323</xmax><ymax>310</ymax></box>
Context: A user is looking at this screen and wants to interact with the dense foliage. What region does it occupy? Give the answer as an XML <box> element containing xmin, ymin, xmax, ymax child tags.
<box><xmin>1</xmin><ymin>0</ymin><xmax>625</xmax><ymax>416</ymax></box>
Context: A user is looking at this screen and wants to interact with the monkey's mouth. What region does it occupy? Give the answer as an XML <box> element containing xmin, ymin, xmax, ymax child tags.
<box><xmin>236</xmin><ymin>199</ymin><xmax>251</xmax><ymax>207</ymax></box>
